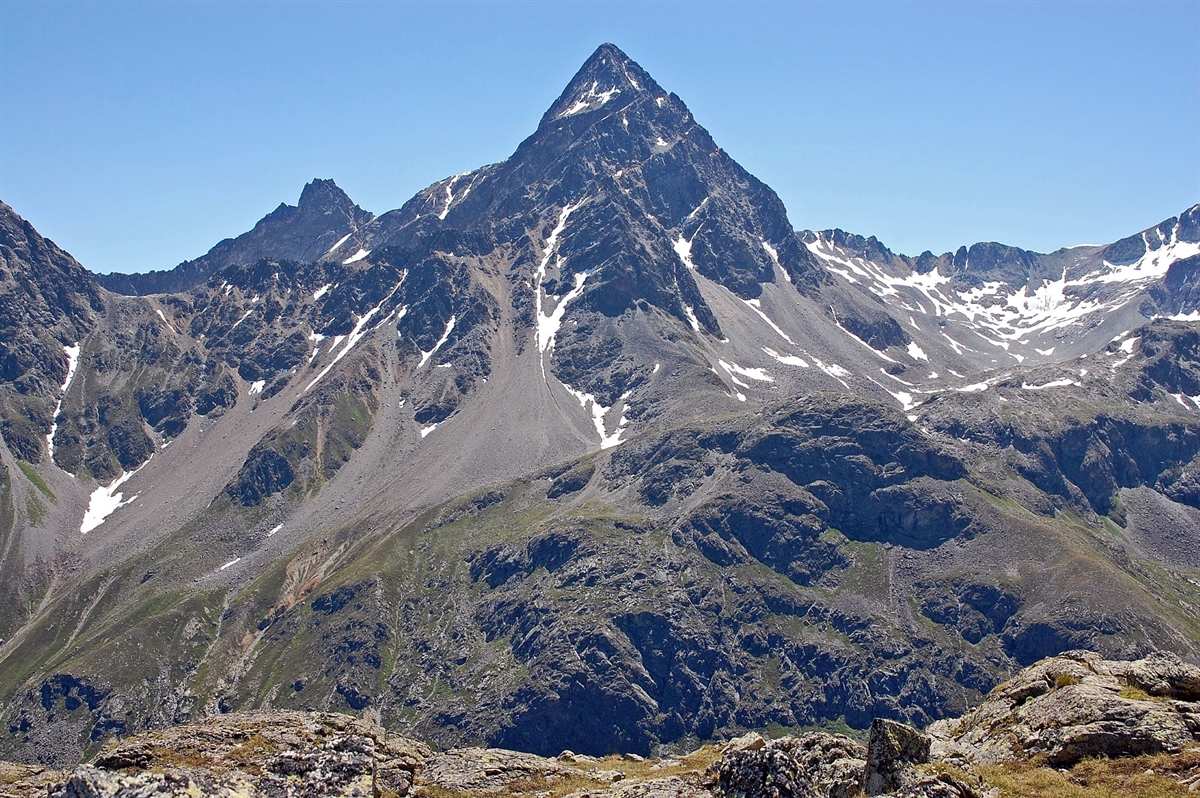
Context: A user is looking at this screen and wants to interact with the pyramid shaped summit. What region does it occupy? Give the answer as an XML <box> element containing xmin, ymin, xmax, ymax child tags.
<box><xmin>538</xmin><ymin>42</ymin><xmax>663</xmax><ymax>126</ymax></box>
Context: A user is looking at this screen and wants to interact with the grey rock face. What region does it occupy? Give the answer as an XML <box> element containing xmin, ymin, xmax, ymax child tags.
<box><xmin>938</xmin><ymin>650</ymin><xmax>1200</xmax><ymax>766</ymax></box>
<box><xmin>860</xmin><ymin>719</ymin><xmax>932</xmax><ymax>796</ymax></box>
<box><xmin>710</xmin><ymin>733</ymin><xmax>866</xmax><ymax>798</ymax></box>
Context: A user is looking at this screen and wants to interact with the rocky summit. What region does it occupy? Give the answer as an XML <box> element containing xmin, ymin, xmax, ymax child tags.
<box><xmin>0</xmin><ymin>42</ymin><xmax>1199</xmax><ymax>779</ymax></box>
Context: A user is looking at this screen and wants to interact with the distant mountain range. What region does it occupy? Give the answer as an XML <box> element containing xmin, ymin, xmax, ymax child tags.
<box><xmin>1</xmin><ymin>43</ymin><xmax>1198</xmax><ymax>769</ymax></box>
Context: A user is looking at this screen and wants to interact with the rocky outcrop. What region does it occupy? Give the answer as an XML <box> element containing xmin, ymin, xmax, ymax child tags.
<box><xmin>709</xmin><ymin>732</ymin><xmax>865</xmax><ymax>798</ymax></box>
<box><xmin>930</xmin><ymin>650</ymin><xmax>1200</xmax><ymax>766</ymax></box>
<box><xmin>41</xmin><ymin>711</ymin><xmax>426</xmax><ymax>798</ymax></box>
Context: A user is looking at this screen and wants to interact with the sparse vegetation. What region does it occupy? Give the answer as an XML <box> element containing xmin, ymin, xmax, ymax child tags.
<box><xmin>980</xmin><ymin>747</ymin><xmax>1200</xmax><ymax>798</ymax></box>
<box><xmin>16</xmin><ymin>460</ymin><xmax>54</xmax><ymax>499</ymax></box>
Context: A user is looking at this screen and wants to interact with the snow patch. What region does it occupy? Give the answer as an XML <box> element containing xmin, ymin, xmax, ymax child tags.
<box><xmin>437</xmin><ymin>172</ymin><xmax>470</xmax><ymax>220</ymax></box>
<box><xmin>248</xmin><ymin>380</ymin><xmax>265</xmax><ymax>395</ymax></box>
<box><xmin>326</xmin><ymin>232</ymin><xmax>352</xmax><ymax>256</ymax></box>
<box><xmin>154</xmin><ymin>308</ymin><xmax>178</xmax><ymax>333</ymax></box>
<box><xmin>559</xmin><ymin>81</ymin><xmax>621</xmax><ymax>117</ymax></box>
<box><xmin>683</xmin><ymin>304</ymin><xmax>701</xmax><ymax>332</ymax></box>
<box><xmin>906</xmin><ymin>342</ymin><xmax>928</xmax><ymax>361</ymax></box>
<box><xmin>955</xmin><ymin>382</ymin><xmax>990</xmax><ymax>393</ymax></box>
<box><xmin>744</xmin><ymin>298</ymin><xmax>795</xmax><ymax>344</ymax></box>
<box><xmin>762</xmin><ymin>347</ymin><xmax>808</xmax><ymax>367</ymax></box>
<box><xmin>80</xmin><ymin>458</ymin><xmax>150</xmax><ymax>534</ymax></box>
<box><xmin>219</xmin><ymin>557</ymin><xmax>241</xmax><ymax>571</ymax></box>
<box><xmin>1021</xmin><ymin>379</ymin><xmax>1079</xmax><ymax>391</ymax></box>
<box><xmin>230</xmin><ymin>307</ymin><xmax>255</xmax><ymax>331</ymax></box>
<box><xmin>563</xmin><ymin>386</ymin><xmax>628</xmax><ymax>449</ymax></box>
<box><xmin>47</xmin><ymin>343</ymin><xmax>81</xmax><ymax>461</ymax></box>
<box><xmin>418</xmin><ymin>315</ymin><xmax>457</xmax><ymax>369</ymax></box>
<box><xmin>673</xmin><ymin>234</ymin><xmax>698</xmax><ymax>271</ymax></box>
<box><xmin>266</xmin><ymin>524</ymin><xmax>282</xmax><ymax>538</ymax></box>
<box><xmin>761</xmin><ymin>240</ymin><xmax>790</xmax><ymax>282</ymax></box>
<box><xmin>534</xmin><ymin>202</ymin><xmax>586</xmax><ymax>376</ymax></box>
<box><xmin>305</xmin><ymin>276</ymin><xmax>406</xmax><ymax>392</ymax></box>
<box><xmin>313</xmin><ymin>283</ymin><xmax>333</xmax><ymax>301</ymax></box>
<box><xmin>343</xmin><ymin>248</ymin><xmax>371</xmax><ymax>265</ymax></box>
<box><xmin>888</xmin><ymin>390</ymin><xmax>919</xmax><ymax>411</ymax></box>
<box><xmin>719</xmin><ymin>360</ymin><xmax>773</xmax><ymax>383</ymax></box>
<box><xmin>420</xmin><ymin>423</ymin><xmax>438</xmax><ymax>438</ymax></box>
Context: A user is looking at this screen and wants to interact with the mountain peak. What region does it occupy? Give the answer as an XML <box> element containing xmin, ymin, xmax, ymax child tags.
<box><xmin>539</xmin><ymin>43</ymin><xmax>662</xmax><ymax>126</ymax></box>
<box><xmin>297</xmin><ymin>178</ymin><xmax>354</xmax><ymax>212</ymax></box>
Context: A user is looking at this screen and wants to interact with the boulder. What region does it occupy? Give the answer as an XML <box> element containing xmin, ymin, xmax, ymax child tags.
<box><xmin>709</xmin><ymin>733</ymin><xmax>866</xmax><ymax>798</ymax></box>
<box><xmin>943</xmin><ymin>650</ymin><xmax>1200</xmax><ymax>765</ymax></box>
<box><xmin>862</xmin><ymin>719</ymin><xmax>930</xmax><ymax>795</ymax></box>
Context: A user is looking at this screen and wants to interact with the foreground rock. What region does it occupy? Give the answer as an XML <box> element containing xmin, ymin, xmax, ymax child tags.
<box><xmin>4</xmin><ymin>651</ymin><xmax>1199</xmax><ymax>797</ymax></box>
<box><xmin>931</xmin><ymin>650</ymin><xmax>1200</xmax><ymax>766</ymax></box>
<box><xmin>43</xmin><ymin>711</ymin><xmax>427</xmax><ymax>798</ymax></box>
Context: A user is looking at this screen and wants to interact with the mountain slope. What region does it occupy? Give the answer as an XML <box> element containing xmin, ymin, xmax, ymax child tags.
<box><xmin>0</xmin><ymin>44</ymin><xmax>1197</xmax><ymax>768</ymax></box>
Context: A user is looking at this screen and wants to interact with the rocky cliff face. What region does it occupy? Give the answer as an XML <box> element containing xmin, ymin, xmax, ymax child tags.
<box><xmin>0</xmin><ymin>44</ymin><xmax>1198</xmax><ymax>770</ymax></box>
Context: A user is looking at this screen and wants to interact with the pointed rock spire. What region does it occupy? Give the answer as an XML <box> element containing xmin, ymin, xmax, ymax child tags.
<box><xmin>539</xmin><ymin>43</ymin><xmax>662</xmax><ymax>127</ymax></box>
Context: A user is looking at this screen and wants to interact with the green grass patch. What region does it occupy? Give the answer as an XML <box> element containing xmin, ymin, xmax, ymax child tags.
<box><xmin>17</xmin><ymin>461</ymin><xmax>54</xmax><ymax>500</ymax></box>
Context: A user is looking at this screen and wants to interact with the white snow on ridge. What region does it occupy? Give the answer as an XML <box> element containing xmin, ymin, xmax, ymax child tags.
<box><xmin>683</xmin><ymin>304</ymin><xmax>701</xmax><ymax>332</ymax></box>
<box><xmin>955</xmin><ymin>382</ymin><xmax>990</xmax><ymax>393</ymax></box>
<box><xmin>80</xmin><ymin>458</ymin><xmax>150</xmax><ymax>534</ymax></box>
<box><xmin>559</xmin><ymin>81</ymin><xmax>621</xmax><ymax>117</ymax></box>
<box><xmin>437</xmin><ymin>173</ymin><xmax>470</xmax><ymax>220</ymax></box>
<box><xmin>420</xmin><ymin>423</ymin><xmax>439</xmax><ymax>438</ymax></box>
<box><xmin>313</xmin><ymin>283</ymin><xmax>333</xmax><ymax>301</ymax></box>
<box><xmin>806</xmin><ymin>223</ymin><xmax>1200</xmax><ymax>351</ymax></box>
<box><xmin>1091</xmin><ymin>229</ymin><xmax>1200</xmax><ymax>285</ymax></box>
<box><xmin>46</xmin><ymin>343</ymin><xmax>81</xmax><ymax>461</ymax></box>
<box><xmin>248</xmin><ymin>380</ymin><xmax>266</xmax><ymax>395</ymax></box>
<box><xmin>418</xmin><ymin>315</ymin><xmax>457</xmax><ymax>369</ymax></box>
<box><xmin>343</xmin><ymin>248</ymin><xmax>371</xmax><ymax>265</ymax></box>
<box><xmin>219</xmin><ymin>557</ymin><xmax>241</xmax><ymax>571</ymax></box>
<box><xmin>906</xmin><ymin>342</ymin><xmax>928</xmax><ymax>361</ymax></box>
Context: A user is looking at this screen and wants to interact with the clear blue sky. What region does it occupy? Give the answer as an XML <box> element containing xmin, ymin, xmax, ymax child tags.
<box><xmin>2</xmin><ymin>1</ymin><xmax>1197</xmax><ymax>274</ymax></box>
